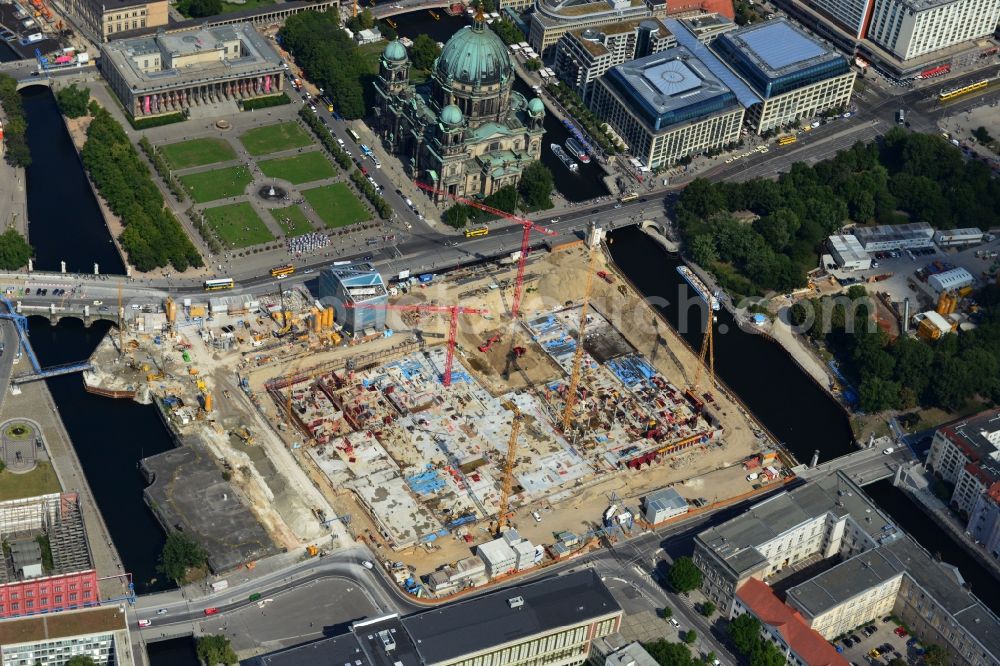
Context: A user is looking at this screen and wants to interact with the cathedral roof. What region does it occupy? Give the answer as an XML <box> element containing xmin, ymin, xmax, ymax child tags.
<box><xmin>436</xmin><ymin>20</ymin><xmax>512</xmax><ymax>87</ymax></box>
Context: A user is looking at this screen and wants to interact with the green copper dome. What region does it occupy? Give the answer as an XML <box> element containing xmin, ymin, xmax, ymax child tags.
<box><xmin>527</xmin><ymin>97</ymin><xmax>544</xmax><ymax>116</ymax></box>
<box><xmin>436</xmin><ymin>23</ymin><xmax>512</xmax><ymax>87</ymax></box>
<box><xmin>440</xmin><ymin>104</ymin><xmax>464</xmax><ymax>125</ymax></box>
<box><xmin>383</xmin><ymin>40</ymin><xmax>407</xmax><ymax>62</ymax></box>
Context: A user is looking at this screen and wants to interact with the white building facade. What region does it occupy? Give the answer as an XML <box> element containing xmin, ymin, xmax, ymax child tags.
<box><xmin>866</xmin><ymin>0</ymin><xmax>1000</xmax><ymax>60</ymax></box>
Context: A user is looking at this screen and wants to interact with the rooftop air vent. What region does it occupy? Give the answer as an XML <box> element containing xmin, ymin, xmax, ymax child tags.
<box><xmin>508</xmin><ymin>596</ymin><xmax>525</xmax><ymax>609</ymax></box>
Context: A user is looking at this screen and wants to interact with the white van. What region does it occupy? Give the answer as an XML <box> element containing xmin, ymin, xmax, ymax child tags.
<box><xmin>531</xmin><ymin>511</ymin><xmax>542</xmax><ymax>523</ymax></box>
<box><xmin>746</xmin><ymin>472</ymin><xmax>759</xmax><ymax>481</ymax></box>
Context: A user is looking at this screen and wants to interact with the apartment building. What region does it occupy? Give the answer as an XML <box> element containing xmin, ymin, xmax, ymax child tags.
<box><xmin>256</xmin><ymin>569</ymin><xmax>623</xmax><ymax>666</ymax></box>
<box><xmin>710</xmin><ymin>19</ymin><xmax>855</xmax><ymax>132</ymax></box>
<box><xmin>926</xmin><ymin>410</ymin><xmax>1000</xmax><ymax>555</ymax></box>
<box><xmin>66</xmin><ymin>0</ymin><xmax>168</xmax><ymax>42</ymax></box>
<box><xmin>553</xmin><ymin>18</ymin><xmax>676</xmax><ymax>102</ymax></box>
<box><xmin>865</xmin><ymin>0</ymin><xmax>1000</xmax><ymax>61</ymax></box>
<box><xmin>0</xmin><ymin>606</ymin><xmax>134</xmax><ymax>666</ymax></box>
<box><xmin>590</xmin><ymin>47</ymin><xmax>744</xmax><ymax>168</ymax></box>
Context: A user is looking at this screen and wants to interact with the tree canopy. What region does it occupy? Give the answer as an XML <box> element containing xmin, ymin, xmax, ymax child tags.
<box><xmin>157</xmin><ymin>532</ymin><xmax>207</xmax><ymax>583</ymax></box>
<box><xmin>492</xmin><ymin>18</ymin><xmax>523</xmax><ymax>45</ymax></box>
<box><xmin>667</xmin><ymin>556</ymin><xmax>703</xmax><ymax>593</ymax></box>
<box><xmin>0</xmin><ymin>73</ymin><xmax>30</xmax><ymax>167</ymax></box>
<box><xmin>65</xmin><ymin>657</ymin><xmax>97</xmax><ymax>666</ymax></box>
<box><xmin>643</xmin><ymin>639</ymin><xmax>694</xmax><ymax>666</ymax></box>
<box><xmin>518</xmin><ymin>161</ymin><xmax>554</xmax><ymax>210</ymax></box>
<box><xmin>727</xmin><ymin>613</ymin><xmax>762</xmax><ymax>655</ymax></box>
<box><xmin>0</xmin><ymin>228</ymin><xmax>33</xmax><ymax>270</ymax></box>
<box><xmin>410</xmin><ymin>34</ymin><xmax>441</xmax><ymax>71</ymax></box>
<box><xmin>55</xmin><ymin>84</ymin><xmax>91</xmax><ymax>119</ymax></box>
<box><xmin>80</xmin><ymin>106</ymin><xmax>203</xmax><ymax>272</ymax></box>
<box><xmin>676</xmin><ymin>129</ymin><xmax>1000</xmax><ymax>297</ymax></box>
<box><xmin>197</xmin><ymin>634</ymin><xmax>238</xmax><ymax>666</ymax></box>
<box><xmin>178</xmin><ymin>0</ymin><xmax>222</xmax><ymax>17</ymax></box>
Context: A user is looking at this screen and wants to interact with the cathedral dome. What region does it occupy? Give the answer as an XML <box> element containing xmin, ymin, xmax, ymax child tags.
<box><xmin>436</xmin><ymin>22</ymin><xmax>512</xmax><ymax>87</ymax></box>
<box><xmin>527</xmin><ymin>97</ymin><xmax>544</xmax><ymax>116</ymax></box>
<box><xmin>441</xmin><ymin>104</ymin><xmax>464</xmax><ymax>126</ymax></box>
<box><xmin>383</xmin><ymin>40</ymin><xmax>407</xmax><ymax>62</ymax></box>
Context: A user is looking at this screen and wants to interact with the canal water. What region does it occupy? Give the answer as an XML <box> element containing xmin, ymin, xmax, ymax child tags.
<box><xmin>20</xmin><ymin>86</ymin><xmax>126</xmax><ymax>274</ymax></box>
<box><xmin>390</xmin><ymin>10</ymin><xmax>609</xmax><ymax>202</ymax></box>
<box><xmin>606</xmin><ymin>225</ymin><xmax>856</xmax><ymax>463</ymax></box>
<box><xmin>27</xmin><ymin>317</ymin><xmax>175</xmax><ymax>594</ymax></box>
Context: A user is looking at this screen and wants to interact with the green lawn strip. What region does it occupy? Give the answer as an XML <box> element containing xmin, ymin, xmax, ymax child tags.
<box><xmin>204</xmin><ymin>202</ymin><xmax>274</xmax><ymax>248</ymax></box>
<box><xmin>302</xmin><ymin>184</ymin><xmax>370</xmax><ymax>229</ymax></box>
<box><xmin>257</xmin><ymin>151</ymin><xmax>335</xmax><ymax>185</ymax></box>
<box><xmin>239</xmin><ymin>122</ymin><xmax>313</xmax><ymax>156</ymax></box>
<box><xmin>159</xmin><ymin>138</ymin><xmax>236</xmax><ymax>169</ymax></box>
<box><xmin>0</xmin><ymin>462</ymin><xmax>61</xmax><ymax>502</ymax></box>
<box><xmin>179</xmin><ymin>165</ymin><xmax>252</xmax><ymax>203</ymax></box>
<box><xmin>270</xmin><ymin>205</ymin><xmax>315</xmax><ymax>236</ymax></box>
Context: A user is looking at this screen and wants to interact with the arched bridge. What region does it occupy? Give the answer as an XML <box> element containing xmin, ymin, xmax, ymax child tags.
<box><xmin>372</xmin><ymin>0</ymin><xmax>460</xmax><ymax>19</ymax></box>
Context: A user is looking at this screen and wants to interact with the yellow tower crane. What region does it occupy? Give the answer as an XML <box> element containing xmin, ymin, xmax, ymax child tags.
<box><xmin>685</xmin><ymin>314</ymin><xmax>715</xmax><ymax>409</ymax></box>
<box><xmin>117</xmin><ymin>282</ymin><xmax>124</xmax><ymax>356</ymax></box>
<box><xmin>496</xmin><ymin>405</ymin><xmax>522</xmax><ymax>535</ymax></box>
<box><xmin>561</xmin><ymin>248</ymin><xmax>598</xmax><ymax>433</ymax></box>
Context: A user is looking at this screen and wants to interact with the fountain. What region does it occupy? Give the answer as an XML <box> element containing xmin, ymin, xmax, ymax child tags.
<box><xmin>258</xmin><ymin>182</ymin><xmax>288</xmax><ymax>202</ymax></box>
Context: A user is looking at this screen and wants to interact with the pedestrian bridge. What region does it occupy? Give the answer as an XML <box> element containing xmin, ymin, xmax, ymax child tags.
<box><xmin>373</xmin><ymin>0</ymin><xmax>458</xmax><ymax>19</ymax></box>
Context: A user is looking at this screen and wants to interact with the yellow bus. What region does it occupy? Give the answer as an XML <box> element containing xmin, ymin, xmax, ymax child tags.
<box><xmin>778</xmin><ymin>135</ymin><xmax>798</xmax><ymax>146</ymax></box>
<box><xmin>939</xmin><ymin>79</ymin><xmax>988</xmax><ymax>102</ymax></box>
<box><xmin>619</xmin><ymin>192</ymin><xmax>639</xmax><ymax>203</ymax></box>
<box><xmin>464</xmin><ymin>226</ymin><xmax>489</xmax><ymax>238</ymax></box>
<box><xmin>204</xmin><ymin>278</ymin><xmax>234</xmax><ymax>291</ymax></box>
<box><xmin>270</xmin><ymin>265</ymin><xmax>295</xmax><ymax>278</ymax></box>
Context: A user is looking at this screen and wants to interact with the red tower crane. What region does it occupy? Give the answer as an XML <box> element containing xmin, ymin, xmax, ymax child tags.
<box><xmin>413</xmin><ymin>181</ymin><xmax>556</xmax><ymax>318</ymax></box>
<box><xmin>346</xmin><ymin>301</ymin><xmax>488</xmax><ymax>386</ymax></box>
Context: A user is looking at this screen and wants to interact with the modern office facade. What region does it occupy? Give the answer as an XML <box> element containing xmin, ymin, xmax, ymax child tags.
<box><xmin>711</xmin><ymin>19</ymin><xmax>855</xmax><ymax>132</ymax></box>
<box><xmin>553</xmin><ymin>18</ymin><xmax>676</xmax><ymax>102</ymax></box>
<box><xmin>0</xmin><ymin>493</ymin><xmax>99</xmax><ymax>620</ymax></box>
<box><xmin>0</xmin><ymin>606</ymin><xmax>134</xmax><ymax>666</ymax></box>
<box><xmin>100</xmin><ymin>23</ymin><xmax>285</xmax><ymax>119</ymax></box>
<box><xmin>67</xmin><ymin>0</ymin><xmax>168</xmax><ymax>42</ymax></box>
<box><xmin>319</xmin><ymin>263</ymin><xmax>388</xmax><ymax>335</ymax></box>
<box><xmin>926</xmin><ymin>410</ymin><xmax>1000</xmax><ymax>556</ymax></box>
<box><xmin>590</xmin><ymin>47</ymin><xmax>744</xmax><ymax>168</ymax></box>
<box><xmin>865</xmin><ymin>0</ymin><xmax>1000</xmax><ymax>60</ymax></box>
<box><xmin>256</xmin><ymin>569</ymin><xmax>623</xmax><ymax>666</ymax></box>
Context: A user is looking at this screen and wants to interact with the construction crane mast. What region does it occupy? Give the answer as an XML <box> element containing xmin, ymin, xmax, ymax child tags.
<box><xmin>413</xmin><ymin>181</ymin><xmax>556</xmax><ymax>318</ymax></box>
<box><xmin>346</xmin><ymin>302</ymin><xmax>488</xmax><ymax>385</ymax></box>
<box><xmin>496</xmin><ymin>404</ymin><xmax>521</xmax><ymax>535</ymax></box>
<box><xmin>117</xmin><ymin>282</ymin><xmax>124</xmax><ymax>356</ymax></box>
<box><xmin>561</xmin><ymin>248</ymin><xmax>598</xmax><ymax>433</ymax></box>
<box><xmin>686</xmin><ymin>314</ymin><xmax>715</xmax><ymax>409</ymax></box>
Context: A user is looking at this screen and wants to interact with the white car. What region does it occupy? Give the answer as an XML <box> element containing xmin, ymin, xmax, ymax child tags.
<box><xmin>882</xmin><ymin>447</ymin><xmax>895</xmax><ymax>455</ymax></box>
<box><xmin>156</xmin><ymin>608</ymin><xmax>168</xmax><ymax>616</ymax></box>
<box><xmin>362</xmin><ymin>560</ymin><xmax>374</xmax><ymax>569</ymax></box>
<box><xmin>669</xmin><ymin>618</ymin><xmax>680</xmax><ymax>628</ymax></box>
<box><xmin>811</xmin><ymin>121</ymin><xmax>821</xmax><ymax>128</ymax></box>
<box><xmin>725</xmin><ymin>158</ymin><xmax>733</xmax><ymax>164</ymax></box>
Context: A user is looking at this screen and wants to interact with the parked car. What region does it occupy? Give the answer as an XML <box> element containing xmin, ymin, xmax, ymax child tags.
<box><xmin>138</xmin><ymin>619</ymin><xmax>152</xmax><ymax>627</ymax></box>
<box><xmin>894</xmin><ymin>627</ymin><xmax>908</xmax><ymax>637</ymax></box>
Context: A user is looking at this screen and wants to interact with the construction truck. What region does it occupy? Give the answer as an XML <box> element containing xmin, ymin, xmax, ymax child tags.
<box><xmin>234</xmin><ymin>427</ymin><xmax>254</xmax><ymax>445</ymax></box>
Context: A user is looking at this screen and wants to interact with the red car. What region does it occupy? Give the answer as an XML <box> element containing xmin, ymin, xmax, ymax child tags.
<box><xmin>894</xmin><ymin>627</ymin><xmax>908</xmax><ymax>637</ymax></box>
<box><xmin>204</xmin><ymin>607</ymin><xmax>219</xmax><ymax>616</ymax></box>
<box><xmin>360</xmin><ymin>166</ymin><xmax>368</xmax><ymax>175</ymax></box>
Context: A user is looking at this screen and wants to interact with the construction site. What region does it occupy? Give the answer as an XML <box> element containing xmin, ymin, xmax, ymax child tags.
<box><xmin>83</xmin><ymin>224</ymin><xmax>783</xmax><ymax>594</ymax></box>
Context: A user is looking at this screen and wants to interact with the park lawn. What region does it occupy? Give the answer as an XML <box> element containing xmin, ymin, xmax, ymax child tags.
<box><xmin>204</xmin><ymin>202</ymin><xmax>275</xmax><ymax>248</ymax></box>
<box><xmin>270</xmin><ymin>205</ymin><xmax>315</xmax><ymax>236</ymax></box>
<box><xmin>302</xmin><ymin>184</ymin><xmax>370</xmax><ymax>229</ymax></box>
<box><xmin>0</xmin><ymin>462</ymin><xmax>61</xmax><ymax>502</ymax></box>
<box><xmin>239</xmin><ymin>122</ymin><xmax>313</xmax><ymax>156</ymax></box>
<box><xmin>159</xmin><ymin>138</ymin><xmax>236</xmax><ymax>169</ymax></box>
<box><xmin>258</xmin><ymin>151</ymin><xmax>335</xmax><ymax>185</ymax></box>
<box><xmin>179</xmin><ymin>166</ymin><xmax>252</xmax><ymax>203</ymax></box>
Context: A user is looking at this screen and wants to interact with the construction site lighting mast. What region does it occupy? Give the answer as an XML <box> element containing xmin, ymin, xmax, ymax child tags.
<box><xmin>346</xmin><ymin>302</ymin><xmax>488</xmax><ymax>386</ymax></box>
<box><xmin>413</xmin><ymin>181</ymin><xmax>556</xmax><ymax>318</ymax></box>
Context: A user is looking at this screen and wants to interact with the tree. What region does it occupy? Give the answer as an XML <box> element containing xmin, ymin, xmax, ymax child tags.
<box><xmin>55</xmin><ymin>84</ymin><xmax>91</xmax><ymax>118</ymax></box>
<box><xmin>518</xmin><ymin>161</ymin><xmax>554</xmax><ymax>210</ymax></box>
<box><xmin>683</xmin><ymin>629</ymin><xmax>697</xmax><ymax>644</ymax></box>
<box><xmin>410</xmin><ymin>34</ymin><xmax>441</xmax><ymax>71</ymax></box>
<box><xmin>197</xmin><ymin>635</ymin><xmax>238</xmax><ymax>666</ymax></box>
<box><xmin>644</xmin><ymin>639</ymin><xmax>693</xmax><ymax>666</ymax></box>
<box><xmin>728</xmin><ymin>613</ymin><xmax>762</xmax><ymax>655</ymax></box>
<box><xmin>887</xmin><ymin>660</ymin><xmax>907</xmax><ymax>666</ymax></box>
<box><xmin>0</xmin><ymin>229</ymin><xmax>33</xmax><ymax>270</ymax></box>
<box><xmin>183</xmin><ymin>0</ymin><xmax>221</xmax><ymax>17</ymax></box>
<box><xmin>492</xmin><ymin>18</ymin><xmax>523</xmax><ymax>45</ymax></box>
<box><xmin>750</xmin><ymin>641</ymin><xmax>786</xmax><ymax>666</ymax></box>
<box><xmin>525</xmin><ymin>58</ymin><xmax>542</xmax><ymax>71</ymax></box>
<box><xmin>690</xmin><ymin>235</ymin><xmax>718</xmax><ymax>267</ymax></box>
<box><xmin>662</xmin><ymin>606</ymin><xmax>673</xmax><ymax>619</ymax></box>
<box><xmin>65</xmin><ymin>658</ymin><xmax>96</xmax><ymax>666</ymax></box>
<box><xmin>157</xmin><ymin>532</ymin><xmax>207</xmax><ymax>583</ymax></box>
<box><xmin>922</xmin><ymin>644</ymin><xmax>949</xmax><ymax>666</ymax></box>
<box><xmin>699</xmin><ymin>601</ymin><xmax>716</xmax><ymax>617</ymax></box>
<box><xmin>972</xmin><ymin>126</ymin><xmax>993</xmax><ymax>144</ymax></box>
<box><xmin>443</xmin><ymin>204</ymin><xmax>469</xmax><ymax>228</ymax></box>
<box><xmin>704</xmin><ymin>653</ymin><xmax>717</xmax><ymax>665</ymax></box>
<box><xmin>667</xmin><ymin>556</ymin><xmax>702</xmax><ymax>593</ymax></box>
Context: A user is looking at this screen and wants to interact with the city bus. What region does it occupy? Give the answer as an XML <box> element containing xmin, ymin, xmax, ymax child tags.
<box><xmin>619</xmin><ymin>192</ymin><xmax>639</xmax><ymax>203</ymax></box>
<box><xmin>203</xmin><ymin>278</ymin><xmax>234</xmax><ymax>291</ymax></box>
<box><xmin>778</xmin><ymin>135</ymin><xmax>798</xmax><ymax>146</ymax></box>
<box><xmin>464</xmin><ymin>226</ymin><xmax>489</xmax><ymax>238</ymax></box>
<box><xmin>321</xmin><ymin>95</ymin><xmax>334</xmax><ymax>112</ymax></box>
<box><xmin>270</xmin><ymin>265</ymin><xmax>295</xmax><ymax>278</ymax></box>
<box><xmin>939</xmin><ymin>79</ymin><xmax>988</xmax><ymax>102</ymax></box>
<box><xmin>347</xmin><ymin>128</ymin><xmax>360</xmax><ymax>142</ymax></box>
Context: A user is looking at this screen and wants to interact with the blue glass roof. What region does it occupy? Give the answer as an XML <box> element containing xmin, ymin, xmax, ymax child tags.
<box><xmin>739</xmin><ymin>22</ymin><xmax>826</xmax><ymax>70</ymax></box>
<box><xmin>664</xmin><ymin>18</ymin><xmax>762</xmax><ymax>108</ymax></box>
